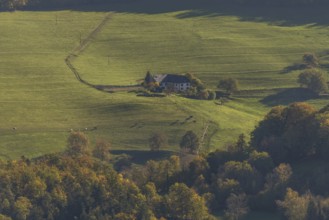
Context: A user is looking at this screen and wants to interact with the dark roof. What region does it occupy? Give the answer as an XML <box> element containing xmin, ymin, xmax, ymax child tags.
<box><xmin>153</xmin><ymin>74</ymin><xmax>167</xmax><ymax>83</ymax></box>
<box><xmin>161</xmin><ymin>74</ymin><xmax>190</xmax><ymax>84</ymax></box>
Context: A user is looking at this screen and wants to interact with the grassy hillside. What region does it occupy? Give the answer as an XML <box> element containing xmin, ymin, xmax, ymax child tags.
<box><xmin>1</xmin><ymin>1</ymin><xmax>329</xmax><ymax>159</ymax></box>
<box><xmin>0</xmin><ymin>11</ymin><xmax>104</xmax><ymax>158</ymax></box>
<box><xmin>75</xmin><ymin>3</ymin><xmax>329</xmax><ymax>90</ymax></box>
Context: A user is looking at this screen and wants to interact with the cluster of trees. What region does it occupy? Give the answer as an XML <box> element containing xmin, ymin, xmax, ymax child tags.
<box><xmin>2</xmin><ymin>102</ymin><xmax>329</xmax><ymax>219</ymax></box>
<box><xmin>248</xmin><ymin>102</ymin><xmax>329</xmax><ymax>218</ymax></box>
<box><xmin>144</xmin><ymin>55</ymin><xmax>326</xmax><ymax>99</ymax></box>
<box><xmin>0</xmin><ymin>132</ymin><xmax>212</xmax><ymax>220</ymax></box>
<box><xmin>149</xmin><ymin>130</ymin><xmax>201</xmax><ymax>154</ymax></box>
<box><xmin>297</xmin><ymin>53</ymin><xmax>328</xmax><ymax>95</ymax></box>
<box><xmin>130</xmin><ymin>131</ymin><xmax>289</xmax><ymax>219</ymax></box>
<box><xmin>180</xmin><ymin>130</ymin><xmax>201</xmax><ymax>154</ymax></box>
<box><xmin>217</xmin><ymin>78</ymin><xmax>239</xmax><ymax>96</ymax></box>
<box><xmin>143</xmin><ymin>71</ymin><xmax>242</xmax><ymax>100</ymax></box>
<box><xmin>185</xmin><ymin>73</ymin><xmax>216</xmax><ymax>100</ymax></box>
<box><xmin>140</xmin><ymin>102</ymin><xmax>329</xmax><ymax>220</ymax></box>
<box><xmin>298</xmin><ymin>69</ymin><xmax>328</xmax><ymax>94</ymax></box>
<box><xmin>142</xmin><ymin>72</ymin><xmax>216</xmax><ymax>100</ymax></box>
<box><xmin>251</xmin><ymin>102</ymin><xmax>329</xmax><ymax>163</ymax></box>
<box><xmin>149</xmin><ymin>132</ymin><xmax>168</xmax><ymax>151</ymax></box>
<box><xmin>0</xmin><ymin>154</ymin><xmax>149</xmax><ymax>220</ymax></box>
<box><xmin>277</xmin><ymin>187</ymin><xmax>329</xmax><ymax>220</ymax></box>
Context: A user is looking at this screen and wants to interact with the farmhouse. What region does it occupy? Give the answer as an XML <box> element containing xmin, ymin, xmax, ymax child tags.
<box><xmin>154</xmin><ymin>74</ymin><xmax>191</xmax><ymax>92</ymax></box>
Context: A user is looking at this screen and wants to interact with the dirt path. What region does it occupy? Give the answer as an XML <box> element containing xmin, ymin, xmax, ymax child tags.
<box><xmin>65</xmin><ymin>12</ymin><xmax>142</xmax><ymax>92</ymax></box>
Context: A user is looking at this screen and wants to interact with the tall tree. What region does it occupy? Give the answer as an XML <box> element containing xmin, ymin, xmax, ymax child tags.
<box><xmin>180</xmin><ymin>131</ymin><xmax>200</xmax><ymax>154</ymax></box>
<box><xmin>276</xmin><ymin>188</ymin><xmax>310</xmax><ymax>220</ymax></box>
<box><xmin>92</xmin><ymin>139</ymin><xmax>111</xmax><ymax>161</ymax></box>
<box><xmin>165</xmin><ymin>183</ymin><xmax>209</xmax><ymax>220</ymax></box>
<box><xmin>144</xmin><ymin>71</ymin><xmax>155</xmax><ymax>84</ymax></box>
<box><xmin>298</xmin><ymin>69</ymin><xmax>328</xmax><ymax>94</ymax></box>
<box><xmin>251</xmin><ymin>102</ymin><xmax>317</xmax><ymax>163</ymax></box>
<box><xmin>217</xmin><ymin>78</ymin><xmax>239</xmax><ymax>95</ymax></box>
<box><xmin>221</xmin><ymin>161</ymin><xmax>262</xmax><ymax>194</ymax></box>
<box><xmin>13</xmin><ymin>197</ymin><xmax>32</xmax><ymax>220</ymax></box>
<box><xmin>149</xmin><ymin>132</ymin><xmax>168</xmax><ymax>151</ymax></box>
<box><xmin>303</xmin><ymin>52</ymin><xmax>319</xmax><ymax>68</ymax></box>
<box><xmin>67</xmin><ymin>131</ymin><xmax>90</xmax><ymax>156</ymax></box>
<box><xmin>225</xmin><ymin>193</ymin><xmax>249</xmax><ymax>220</ymax></box>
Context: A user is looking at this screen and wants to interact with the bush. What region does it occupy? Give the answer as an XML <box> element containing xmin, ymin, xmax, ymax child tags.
<box><xmin>180</xmin><ymin>131</ymin><xmax>200</xmax><ymax>154</ymax></box>
<box><xmin>217</xmin><ymin>78</ymin><xmax>239</xmax><ymax>95</ymax></box>
<box><xmin>67</xmin><ymin>131</ymin><xmax>90</xmax><ymax>156</ymax></box>
<box><xmin>92</xmin><ymin>139</ymin><xmax>111</xmax><ymax>161</ymax></box>
<box><xmin>197</xmin><ymin>90</ymin><xmax>209</xmax><ymax>100</ymax></box>
<box><xmin>303</xmin><ymin>52</ymin><xmax>319</xmax><ymax>68</ymax></box>
<box><xmin>149</xmin><ymin>132</ymin><xmax>168</xmax><ymax>151</ymax></box>
<box><xmin>208</xmin><ymin>90</ymin><xmax>217</xmax><ymax>100</ymax></box>
<box><xmin>276</xmin><ymin>188</ymin><xmax>309</xmax><ymax>220</ymax></box>
<box><xmin>298</xmin><ymin>69</ymin><xmax>328</xmax><ymax>94</ymax></box>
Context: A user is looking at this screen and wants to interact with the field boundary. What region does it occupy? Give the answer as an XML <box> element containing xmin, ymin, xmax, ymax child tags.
<box><xmin>64</xmin><ymin>12</ymin><xmax>142</xmax><ymax>92</ymax></box>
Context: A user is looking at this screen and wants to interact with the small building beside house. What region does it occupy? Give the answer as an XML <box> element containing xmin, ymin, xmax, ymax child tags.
<box><xmin>154</xmin><ymin>74</ymin><xmax>191</xmax><ymax>92</ymax></box>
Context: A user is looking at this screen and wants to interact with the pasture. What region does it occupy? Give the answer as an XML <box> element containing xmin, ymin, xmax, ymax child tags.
<box><xmin>0</xmin><ymin>1</ymin><xmax>329</xmax><ymax>159</ymax></box>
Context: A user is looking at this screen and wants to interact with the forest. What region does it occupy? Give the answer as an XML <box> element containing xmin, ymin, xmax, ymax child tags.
<box><xmin>1</xmin><ymin>102</ymin><xmax>329</xmax><ymax>220</ymax></box>
<box><xmin>1</xmin><ymin>0</ymin><xmax>329</xmax><ymax>219</ymax></box>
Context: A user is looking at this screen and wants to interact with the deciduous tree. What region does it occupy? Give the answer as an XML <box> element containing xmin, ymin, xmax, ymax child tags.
<box><xmin>276</xmin><ymin>188</ymin><xmax>309</xmax><ymax>220</ymax></box>
<box><xmin>92</xmin><ymin>139</ymin><xmax>111</xmax><ymax>161</ymax></box>
<box><xmin>251</xmin><ymin>103</ymin><xmax>318</xmax><ymax>163</ymax></box>
<box><xmin>248</xmin><ymin>151</ymin><xmax>274</xmax><ymax>175</ymax></box>
<box><xmin>165</xmin><ymin>183</ymin><xmax>209</xmax><ymax>220</ymax></box>
<box><xmin>221</xmin><ymin>161</ymin><xmax>262</xmax><ymax>194</ymax></box>
<box><xmin>149</xmin><ymin>132</ymin><xmax>168</xmax><ymax>151</ymax></box>
<box><xmin>217</xmin><ymin>78</ymin><xmax>239</xmax><ymax>94</ymax></box>
<box><xmin>13</xmin><ymin>197</ymin><xmax>32</xmax><ymax>220</ymax></box>
<box><xmin>298</xmin><ymin>69</ymin><xmax>328</xmax><ymax>94</ymax></box>
<box><xmin>303</xmin><ymin>52</ymin><xmax>319</xmax><ymax>68</ymax></box>
<box><xmin>225</xmin><ymin>193</ymin><xmax>249</xmax><ymax>220</ymax></box>
<box><xmin>67</xmin><ymin>131</ymin><xmax>90</xmax><ymax>156</ymax></box>
<box><xmin>180</xmin><ymin>131</ymin><xmax>200</xmax><ymax>154</ymax></box>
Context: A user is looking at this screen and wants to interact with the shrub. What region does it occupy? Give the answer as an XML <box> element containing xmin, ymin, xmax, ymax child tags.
<box><xmin>298</xmin><ymin>69</ymin><xmax>328</xmax><ymax>94</ymax></box>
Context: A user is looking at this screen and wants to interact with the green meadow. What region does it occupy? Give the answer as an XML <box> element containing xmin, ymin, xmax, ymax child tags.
<box><xmin>1</xmin><ymin>1</ymin><xmax>329</xmax><ymax>159</ymax></box>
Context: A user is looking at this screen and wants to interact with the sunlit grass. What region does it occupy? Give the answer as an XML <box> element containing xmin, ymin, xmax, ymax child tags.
<box><xmin>1</xmin><ymin>3</ymin><xmax>329</xmax><ymax>159</ymax></box>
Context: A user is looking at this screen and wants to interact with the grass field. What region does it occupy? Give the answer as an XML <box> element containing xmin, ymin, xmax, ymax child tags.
<box><xmin>1</xmin><ymin>1</ymin><xmax>329</xmax><ymax>159</ymax></box>
<box><xmin>75</xmin><ymin>2</ymin><xmax>329</xmax><ymax>90</ymax></box>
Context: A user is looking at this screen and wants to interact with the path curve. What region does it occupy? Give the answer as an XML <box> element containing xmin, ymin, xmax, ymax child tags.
<box><xmin>65</xmin><ymin>12</ymin><xmax>142</xmax><ymax>92</ymax></box>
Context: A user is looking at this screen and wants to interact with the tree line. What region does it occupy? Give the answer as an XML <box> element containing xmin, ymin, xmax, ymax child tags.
<box><xmin>0</xmin><ymin>134</ymin><xmax>211</xmax><ymax>220</ymax></box>
<box><xmin>1</xmin><ymin>101</ymin><xmax>329</xmax><ymax>219</ymax></box>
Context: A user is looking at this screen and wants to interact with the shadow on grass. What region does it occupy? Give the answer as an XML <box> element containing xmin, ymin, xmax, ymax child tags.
<box><xmin>280</xmin><ymin>63</ymin><xmax>306</xmax><ymax>74</ymax></box>
<box><xmin>320</xmin><ymin>63</ymin><xmax>329</xmax><ymax>69</ymax></box>
<box><xmin>261</xmin><ymin>88</ymin><xmax>318</xmax><ymax>106</ymax></box>
<box><xmin>87</xmin><ymin>103</ymin><xmax>146</xmax><ymax>115</ymax></box>
<box><xmin>23</xmin><ymin>0</ymin><xmax>329</xmax><ymax>27</ymax></box>
<box><xmin>111</xmin><ymin>149</ymin><xmax>176</xmax><ymax>165</ymax></box>
<box><xmin>172</xmin><ymin>2</ymin><xmax>329</xmax><ymax>27</ymax></box>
